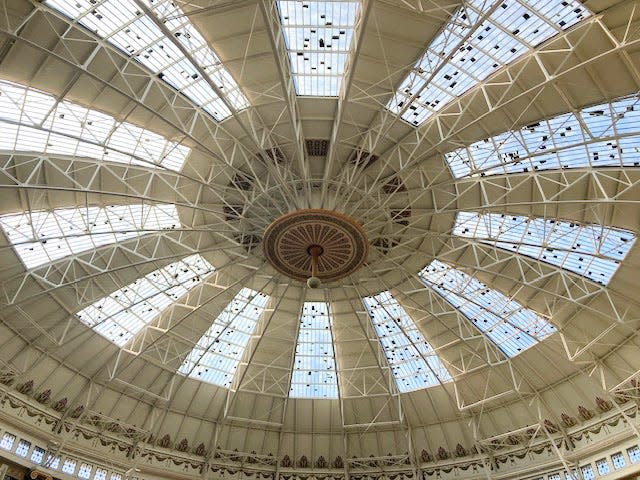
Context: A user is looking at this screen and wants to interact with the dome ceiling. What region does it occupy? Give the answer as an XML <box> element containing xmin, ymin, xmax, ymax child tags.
<box><xmin>0</xmin><ymin>0</ymin><xmax>639</xmax><ymax>469</ymax></box>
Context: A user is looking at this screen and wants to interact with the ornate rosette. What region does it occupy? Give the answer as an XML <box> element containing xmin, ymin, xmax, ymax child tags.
<box><xmin>263</xmin><ymin>209</ymin><xmax>369</xmax><ymax>283</ymax></box>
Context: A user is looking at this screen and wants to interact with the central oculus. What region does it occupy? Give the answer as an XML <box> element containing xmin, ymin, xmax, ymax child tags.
<box><xmin>263</xmin><ymin>209</ymin><xmax>369</xmax><ymax>283</ymax></box>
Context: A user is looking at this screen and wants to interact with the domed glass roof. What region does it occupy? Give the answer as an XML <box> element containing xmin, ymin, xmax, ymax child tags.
<box><xmin>0</xmin><ymin>0</ymin><xmax>639</xmax><ymax>474</ymax></box>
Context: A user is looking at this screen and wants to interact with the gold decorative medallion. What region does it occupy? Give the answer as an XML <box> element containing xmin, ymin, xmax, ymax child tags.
<box><xmin>263</xmin><ymin>209</ymin><xmax>369</xmax><ymax>283</ymax></box>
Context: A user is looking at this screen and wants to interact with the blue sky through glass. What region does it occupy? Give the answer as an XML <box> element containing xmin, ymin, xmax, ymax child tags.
<box><xmin>363</xmin><ymin>291</ymin><xmax>451</xmax><ymax>392</ymax></box>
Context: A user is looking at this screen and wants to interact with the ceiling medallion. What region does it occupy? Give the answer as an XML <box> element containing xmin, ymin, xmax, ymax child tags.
<box><xmin>263</xmin><ymin>209</ymin><xmax>369</xmax><ymax>285</ymax></box>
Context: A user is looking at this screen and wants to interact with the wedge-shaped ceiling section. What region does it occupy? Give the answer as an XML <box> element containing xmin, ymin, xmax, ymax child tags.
<box><xmin>0</xmin><ymin>204</ymin><xmax>179</xmax><ymax>269</ymax></box>
<box><xmin>290</xmin><ymin>301</ymin><xmax>339</xmax><ymax>399</ymax></box>
<box><xmin>0</xmin><ymin>80</ymin><xmax>190</xmax><ymax>170</ymax></box>
<box><xmin>77</xmin><ymin>254</ymin><xmax>215</xmax><ymax>346</ymax></box>
<box><xmin>445</xmin><ymin>94</ymin><xmax>640</xmax><ymax>177</ymax></box>
<box><xmin>277</xmin><ymin>0</ymin><xmax>359</xmax><ymax>96</ymax></box>
<box><xmin>46</xmin><ymin>0</ymin><xmax>248</xmax><ymax>120</ymax></box>
<box><xmin>178</xmin><ymin>288</ymin><xmax>270</xmax><ymax>388</ymax></box>
<box><xmin>453</xmin><ymin>212</ymin><xmax>636</xmax><ymax>285</ymax></box>
<box><xmin>362</xmin><ymin>291</ymin><xmax>451</xmax><ymax>392</ymax></box>
<box><xmin>387</xmin><ymin>0</ymin><xmax>588</xmax><ymax>126</ymax></box>
<box><xmin>419</xmin><ymin>259</ymin><xmax>555</xmax><ymax>357</ymax></box>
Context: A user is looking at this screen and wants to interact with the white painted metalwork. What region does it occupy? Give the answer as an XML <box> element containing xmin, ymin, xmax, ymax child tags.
<box><xmin>453</xmin><ymin>212</ymin><xmax>636</xmax><ymax>285</ymax></box>
<box><xmin>0</xmin><ymin>204</ymin><xmax>179</xmax><ymax>269</ymax></box>
<box><xmin>277</xmin><ymin>0</ymin><xmax>359</xmax><ymax>96</ymax></box>
<box><xmin>76</xmin><ymin>254</ymin><xmax>214</xmax><ymax>346</ymax></box>
<box><xmin>0</xmin><ymin>80</ymin><xmax>190</xmax><ymax>170</ymax></box>
<box><xmin>290</xmin><ymin>301</ymin><xmax>339</xmax><ymax>398</ymax></box>
<box><xmin>446</xmin><ymin>94</ymin><xmax>640</xmax><ymax>177</ymax></box>
<box><xmin>387</xmin><ymin>0</ymin><xmax>588</xmax><ymax>126</ymax></box>
<box><xmin>363</xmin><ymin>291</ymin><xmax>451</xmax><ymax>392</ymax></box>
<box><xmin>419</xmin><ymin>259</ymin><xmax>555</xmax><ymax>357</ymax></box>
<box><xmin>178</xmin><ymin>287</ymin><xmax>270</xmax><ymax>387</ymax></box>
<box><xmin>45</xmin><ymin>0</ymin><xmax>248</xmax><ymax>120</ymax></box>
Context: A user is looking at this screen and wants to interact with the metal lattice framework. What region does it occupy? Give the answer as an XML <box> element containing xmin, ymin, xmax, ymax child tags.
<box><xmin>0</xmin><ymin>1</ymin><xmax>639</xmax><ymax>480</ymax></box>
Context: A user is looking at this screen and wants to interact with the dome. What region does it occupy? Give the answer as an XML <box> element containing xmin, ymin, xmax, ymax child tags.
<box><xmin>0</xmin><ymin>1</ymin><xmax>639</xmax><ymax>480</ymax></box>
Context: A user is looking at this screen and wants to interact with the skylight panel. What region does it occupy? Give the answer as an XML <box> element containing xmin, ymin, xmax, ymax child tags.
<box><xmin>419</xmin><ymin>259</ymin><xmax>555</xmax><ymax>357</ymax></box>
<box><xmin>277</xmin><ymin>1</ymin><xmax>359</xmax><ymax>96</ymax></box>
<box><xmin>453</xmin><ymin>212</ymin><xmax>636</xmax><ymax>285</ymax></box>
<box><xmin>290</xmin><ymin>301</ymin><xmax>339</xmax><ymax>398</ymax></box>
<box><xmin>388</xmin><ymin>0</ymin><xmax>588</xmax><ymax>126</ymax></box>
<box><xmin>362</xmin><ymin>291</ymin><xmax>451</xmax><ymax>392</ymax></box>
<box><xmin>445</xmin><ymin>94</ymin><xmax>640</xmax><ymax>177</ymax></box>
<box><xmin>0</xmin><ymin>204</ymin><xmax>179</xmax><ymax>269</ymax></box>
<box><xmin>178</xmin><ymin>287</ymin><xmax>269</xmax><ymax>387</ymax></box>
<box><xmin>0</xmin><ymin>80</ymin><xmax>190</xmax><ymax>170</ymax></box>
<box><xmin>77</xmin><ymin>254</ymin><xmax>214</xmax><ymax>346</ymax></box>
<box><xmin>45</xmin><ymin>0</ymin><xmax>248</xmax><ymax>120</ymax></box>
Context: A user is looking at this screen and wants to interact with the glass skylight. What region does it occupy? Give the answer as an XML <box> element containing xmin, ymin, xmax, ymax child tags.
<box><xmin>290</xmin><ymin>301</ymin><xmax>339</xmax><ymax>398</ymax></box>
<box><xmin>77</xmin><ymin>254</ymin><xmax>214</xmax><ymax>346</ymax></box>
<box><xmin>419</xmin><ymin>259</ymin><xmax>555</xmax><ymax>357</ymax></box>
<box><xmin>277</xmin><ymin>1</ymin><xmax>359</xmax><ymax>96</ymax></box>
<box><xmin>388</xmin><ymin>0</ymin><xmax>588</xmax><ymax>126</ymax></box>
<box><xmin>0</xmin><ymin>204</ymin><xmax>179</xmax><ymax>269</ymax></box>
<box><xmin>453</xmin><ymin>212</ymin><xmax>636</xmax><ymax>285</ymax></box>
<box><xmin>178</xmin><ymin>287</ymin><xmax>269</xmax><ymax>387</ymax></box>
<box><xmin>46</xmin><ymin>0</ymin><xmax>248</xmax><ymax>120</ymax></box>
<box><xmin>445</xmin><ymin>94</ymin><xmax>640</xmax><ymax>177</ymax></box>
<box><xmin>363</xmin><ymin>291</ymin><xmax>451</xmax><ymax>392</ymax></box>
<box><xmin>0</xmin><ymin>80</ymin><xmax>190</xmax><ymax>170</ymax></box>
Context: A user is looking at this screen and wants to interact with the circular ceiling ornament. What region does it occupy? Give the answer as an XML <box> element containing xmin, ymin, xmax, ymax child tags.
<box><xmin>263</xmin><ymin>209</ymin><xmax>369</xmax><ymax>283</ymax></box>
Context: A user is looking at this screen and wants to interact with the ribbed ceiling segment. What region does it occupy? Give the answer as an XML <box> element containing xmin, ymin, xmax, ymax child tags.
<box><xmin>363</xmin><ymin>291</ymin><xmax>451</xmax><ymax>392</ymax></box>
<box><xmin>0</xmin><ymin>204</ymin><xmax>179</xmax><ymax>269</ymax></box>
<box><xmin>1</xmin><ymin>0</ymin><xmax>640</xmax><ymax>470</ymax></box>
<box><xmin>77</xmin><ymin>254</ymin><xmax>215</xmax><ymax>346</ymax></box>
<box><xmin>419</xmin><ymin>260</ymin><xmax>555</xmax><ymax>357</ymax></box>
<box><xmin>178</xmin><ymin>288</ymin><xmax>270</xmax><ymax>388</ymax></box>
<box><xmin>445</xmin><ymin>94</ymin><xmax>640</xmax><ymax>177</ymax></box>
<box><xmin>0</xmin><ymin>80</ymin><xmax>190</xmax><ymax>170</ymax></box>
<box><xmin>453</xmin><ymin>212</ymin><xmax>636</xmax><ymax>285</ymax></box>
<box><xmin>45</xmin><ymin>0</ymin><xmax>248</xmax><ymax>120</ymax></box>
<box><xmin>388</xmin><ymin>0</ymin><xmax>588</xmax><ymax>126</ymax></box>
<box><xmin>290</xmin><ymin>301</ymin><xmax>339</xmax><ymax>398</ymax></box>
<box><xmin>277</xmin><ymin>0</ymin><xmax>359</xmax><ymax>96</ymax></box>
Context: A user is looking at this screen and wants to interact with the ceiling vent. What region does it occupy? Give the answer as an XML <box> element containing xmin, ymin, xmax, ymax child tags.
<box><xmin>306</xmin><ymin>139</ymin><xmax>329</xmax><ymax>156</ymax></box>
<box><xmin>349</xmin><ymin>149</ymin><xmax>379</xmax><ymax>169</ymax></box>
<box><xmin>390</xmin><ymin>208</ymin><xmax>411</xmax><ymax>226</ymax></box>
<box><xmin>382</xmin><ymin>176</ymin><xmax>407</xmax><ymax>194</ymax></box>
<box><xmin>236</xmin><ymin>233</ymin><xmax>261</xmax><ymax>253</ymax></box>
<box><xmin>372</xmin><ymin>237</ymin><xmax>399</xmax><ymax>255</ymax></box>
<box><xmin>229</xmin><ymin>172</ymin><xmax>254</xmax><ymax>191</ymax></box>
<box><xmin>258</xmin><ymin>147</ymin><xmax>285</xmax><ymax>164</ymax></box>
<box><xmin>223</xmin><ymin>204</ymin><xmax>245</xmax><ymax>221</ymax></box>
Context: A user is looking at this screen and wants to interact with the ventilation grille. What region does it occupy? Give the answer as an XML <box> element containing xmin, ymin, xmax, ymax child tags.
<box><xmin>236</xmin><ymin>233</ymin><xmax>261</xmax><ymax>253</ymax></box>
<box><xmin>390</xmin><ymin>208</ymin><xmax>411</xmax><ymax>226</ymax></box>
<box><xmin>306</xmin><ymin>139</ymin><xmax>329</xmax><ymax>156</ymax></box>
<box><xmin>223</xmin><ymin>204</ymin><xmax>244</xmax><ymax>221</ymax></box>
<box><xmin>349</xmin><ymin>149</ymin><xmax>379</xmax><ymax>169</ymax></box>
<box><xmin>372</xmin><ymin>237</ymin><xmax>399</xmax><ymax>255</ymax></box>
<box><xmin>382</xmin><ymin>176</ymin><xmax>406</xmax><ymax>194</ymax></box>
<box><xmin>258</xmin><ymin>147</ymin><xmax>285</xmax><ymax>164</ymax></box>
<box><xmin>230</xmin><ymin>172</ymin><xmax>254</xmax><ymax>191</ymax></box>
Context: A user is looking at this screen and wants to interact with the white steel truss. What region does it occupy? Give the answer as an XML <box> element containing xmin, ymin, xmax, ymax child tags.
<box><xmin>276</xmin><ymin>0</ymin><xmax>360</xmax><ymax>96</ymax></box>
<box><xmin>177</xmin><ymin>287</ymin><xmax>270</xmax><ymax>388</ymax></box>
<box><xmin>45</xmin><ymin>0</ymin><xmax>248</xmax><ymax>121</ymax></box>
<box><xmin>0</xmin><ymin>203</ymin><xmax>180</xmax><ymax>269</ymax></box>
<box><xmin>362</xmin><ymin>290</ymin><xmax>451</xmax><ymax>392</ymax></box>
<box><xmin>418</xmin><ymin>259</ymin><xmax>556</xmax><ymax>357</ymax></box>
<box><xmin>452</xmin><ymin>211</ymin><xmax>636</xmax><ymax>285</ymax></box>
<box><xmin>76</xmin><ymin>253</ymin><xmax>214</xmax><ymax>347</ymax></box>
<box><xmin>445</xmin><ymin>93</ymin><xmax>640</xmax><ymax>177</ymax></box>
<box><xmin>0</xmin><ymin>80</ymin><xmax>190</xmax><ymax>171</ymax></box>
